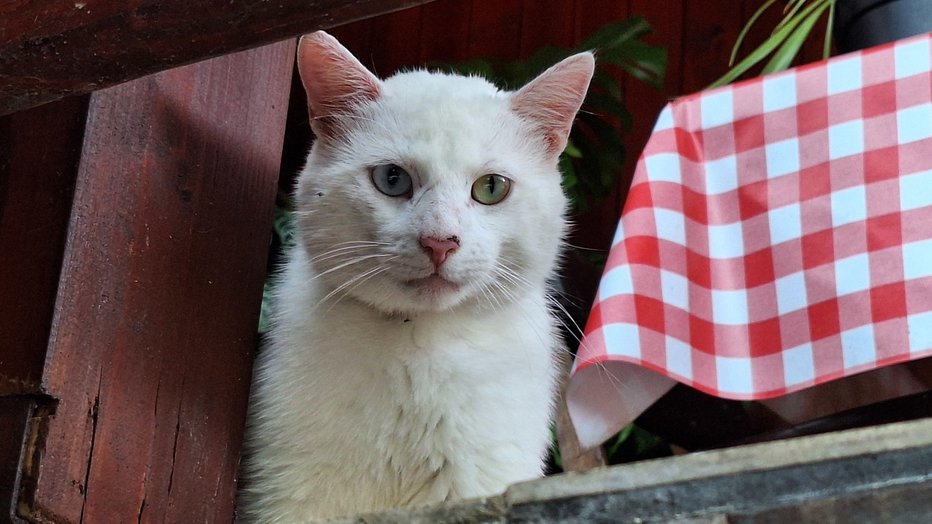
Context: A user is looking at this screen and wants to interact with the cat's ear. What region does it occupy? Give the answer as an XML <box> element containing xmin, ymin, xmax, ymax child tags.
<box><xmin>511</xmin><ymin>52</ymin><xmax>595</xmax><ymax>158</ymax></box>
<box><xmin>296</xmin><ymin>31</ymin><xmax>382</xmax><ymax>139</ymax></box>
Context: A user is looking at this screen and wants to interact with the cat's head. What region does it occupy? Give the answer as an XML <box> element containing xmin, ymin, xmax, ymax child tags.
<box><xmin>293</xmin><ymin>31</ymin><xmax>593</xmax><ymax>315</ymax></box>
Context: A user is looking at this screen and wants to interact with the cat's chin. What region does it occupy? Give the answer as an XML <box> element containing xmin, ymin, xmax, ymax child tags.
<box><xmin>403</xmin><ymin>274</ymin><xmax>462</xmax><ymax>294</ymax></box>
<box><xmin>370</xmin><ymin>273</ymin><xmax>469</xmax><ymax>313</ymax></box>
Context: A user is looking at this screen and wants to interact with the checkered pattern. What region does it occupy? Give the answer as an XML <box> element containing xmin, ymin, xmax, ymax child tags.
<box><xmin>569</xmin><ymin>33</ymin><xmax>932</xmax><ymax>421</ymax></box>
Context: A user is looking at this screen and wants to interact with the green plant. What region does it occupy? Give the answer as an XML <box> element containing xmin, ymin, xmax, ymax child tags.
<box><xmin>436</xmin><ymin>17</ymin><xmax>666</xmax><ymax>212</ymax></box>
<box><xmin>710</xmin><ymin>0</ymin><xmax>836</xmax><ymax>88</ymax></box>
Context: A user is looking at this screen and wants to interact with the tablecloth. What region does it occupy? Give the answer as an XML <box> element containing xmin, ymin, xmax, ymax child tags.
<box><xmin>567</xmin><ymin>32</ymin><xmax>932</xmax><ymax>449</ymax></box>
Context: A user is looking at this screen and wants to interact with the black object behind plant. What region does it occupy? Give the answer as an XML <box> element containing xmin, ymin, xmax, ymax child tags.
<box><xmin>834</xmin><ymin>0</ymin><xmax>932</xmax><ymax>53</ymax></box>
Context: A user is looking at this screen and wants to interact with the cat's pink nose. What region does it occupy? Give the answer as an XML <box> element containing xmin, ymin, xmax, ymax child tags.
<box><xmin>419</xmin><ymin>235</ymin><xmax>460</xmax><ymax>267</ymax></box>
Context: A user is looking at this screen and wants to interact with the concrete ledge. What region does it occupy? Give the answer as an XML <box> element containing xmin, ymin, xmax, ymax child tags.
<box><xmin>325</xmin><ymin>417</ymin><xmax>932</xmax><ymax>523</ymax></box>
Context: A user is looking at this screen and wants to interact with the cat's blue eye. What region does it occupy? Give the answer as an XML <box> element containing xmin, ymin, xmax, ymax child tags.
<box><xmin>371</xmin><ymin>164</ymin><xmax>413</xmax><ymax>198</ymax></box>
<box><xmin>471</xmin><ymin>174</ymin><xmax>511</xmax><ymax>205</ymax></box>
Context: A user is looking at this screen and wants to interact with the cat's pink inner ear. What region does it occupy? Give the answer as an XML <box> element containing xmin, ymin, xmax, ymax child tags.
<box><xmin>511</xmin><ymin>52</ymin><xmax>595</xmax><ymax>157</ymax></box>
<box><xmin>296</xmin><ymin>31</ymin><xmax>381</xmax><ymax>137</ymax></box>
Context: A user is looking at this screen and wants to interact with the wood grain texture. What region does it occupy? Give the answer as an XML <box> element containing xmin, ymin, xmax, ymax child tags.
<box><xmin>0</xmin><ymin>396</ymin><xmax>34</xmax><ymax>522</ymax></box>
<box><xmin>18</xmin><ymin>40</ymin><xmax>295</xmax><ymax>523</ymax></box>
<box><xmin>0</xmin><ymin>0</ymin><xmax>436</xmax><ymax>116</ymax></box>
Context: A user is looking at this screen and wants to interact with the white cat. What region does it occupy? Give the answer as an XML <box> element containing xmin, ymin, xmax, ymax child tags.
<box><xmin>238</xmin><ymin>31</ymin><xmax>594</xmax><ymax>522</ymax></box>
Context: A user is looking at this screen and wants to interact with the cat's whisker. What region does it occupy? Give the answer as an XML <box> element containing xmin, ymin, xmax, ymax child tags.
<box><xmin>318</xmin><ymin>261</ymin><xmax>396</xmax><ymax>308</ymax></box>
<box><xmin>495</xmin><ymin>260</ymin><xmax>593</xmax><ymax>354</ymax></box>
<box><xmin>310</xmin><ymin>243</ymin><xmax>390</xmax><ymax>264</ymax></box>
<box><xmin>491</xmin><ymin>261</ymin><xmax>622</xmax><ymax>388</ymax></box>
<box><xmin>544</xmin><ymin>295</ymin><xmax>585</xmax><ymax>344</ymax></box>
<box><xmin>314</xmin><ymin>253</ymin><xmax>396</xmax><ymax>280</ymax></box>
<box><xmin>475</xmin><ymin>282</ymin><xmax>499</xmax><ymax>312</ymax></box>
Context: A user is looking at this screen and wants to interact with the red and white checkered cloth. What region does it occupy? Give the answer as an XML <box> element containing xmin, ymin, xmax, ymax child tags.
<box><xmin>567</xmin><ymin>32</ymin><xmax>932</xmax><ymax>448</ymax></box>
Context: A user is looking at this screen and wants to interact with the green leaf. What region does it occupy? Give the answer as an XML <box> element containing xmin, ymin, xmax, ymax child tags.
<box><xmin>576</xmin><ymin>17</ymin><xmax>652</xmax><ymax>52</ymax></box>
<box><xmin>708</xmin><ymin>0</ymin><xmax>831</xmax><ymax>88</ymax></box>
<box><xmin>823</xmin><ymin>1</ymin><xmax>835</xmax><ymax>59</ymax></box>
<box><xmin>590</xmin><ymin>70</ymin><xmax>623</xmax><ymax>100</ymax></box>
<box><xmin>730</xmin><ymin>0</ymin><xmax>780</xmax><ymax>66</ymax></box>
<box><xmin>258</xmin><ymin>279</ymin><xmax>275</xmax><ymax>334</ymax></box>
<box><xmin>563</xmin><ymin>139</ymin><xmax>584</xmax><ymax>159</ymax></box>
<box><xmin>775</xmin><ymin>0</ymin><xmax>809</xmax><ymax>33</ymax></box>
<box><xmin>273</xmin><ymin>207</ymin><xmax>297</xmax><ymax>247</ymax></box>
<box><xmin>761</xmin><ymin>1</ymin><xmax>831</xmax><ymax>74</ymax></box>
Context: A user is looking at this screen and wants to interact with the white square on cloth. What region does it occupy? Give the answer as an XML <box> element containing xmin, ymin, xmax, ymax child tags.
<box><xmin>783</xmin><ymin>343</ymin><xmax>815</xmax><ymax>387</ymax></box>
<box><xmin>712</xmin><ymin>288</ymin><xmax>749</xmax><ymax>325</ymax></box>
<box><xmin>828</xmin><ymin>120</ymin><xmax>865</xmax><ymax>159</ymax></box>
<box><xmin>841</xmin><ymin>324</ymin><xmax>877</xmax><ymax>369</ymax></box>
<box><xmin>765</xmin><ymin>137</ymin><xmax>800</xmax><ymax>179</ymax></box>
<box><xmin>834</xmin><ymin>253</ymin><xmax>871</xmax><ymax>296</ymax></box>
<box><xmin>708</xmin><ymin>222</ymin><xmax>745</xmax><ymax>258</ymax></box>
<box><xmin>897</xmin><ymin>103</ymin><xmax>932</xmax><ymax>144</ymax></box>
<box><xmin>828</xmin><ymin>55</ymin><xmax>863</xmax><ymax>95</ymax></box>
<box><xmin>769</xmin><ymin>203</ymin><xmax>803</xmax><ymax>245</ymax></box>
<box><xmin>831</xmin><ymin>185</ymin><xmax>867</xmax><ymax>227</ymax></box>
<box><xmin>775</xmin><ymin>271</ymin><xmax>808</xmax><ymax>315</ymax></box>
<box><xmin>895</xmin><ymin>38</ymin><xmax>931</xmax><ymax>79</ymax></box>
<box><xmin>701</xmin><ymin>89</ymin><xmax>735</xmax><ymax>128</ymax></box>
<box><xmin>899</xmin><ymin>169</ymin><xmax>932</xmax><ymax>211</ymax></box>
<box><xmin>715</xmin><ymin>355</ymin><xmax>754</xmax><ymax>395</ymax></box>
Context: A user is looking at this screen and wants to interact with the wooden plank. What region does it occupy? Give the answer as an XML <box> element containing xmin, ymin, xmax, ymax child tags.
<box><xmin>0</xmin><ymin>396</ymin><xmax>33</xmax><ymax>523</ymax></box>
<box><xmin>679</xmin><ymin>0</ymin><xmax>744</xmax><ymax>93</ymax></box>
<box><xmin>16</xmin><ymin>40</ymin><xmax>295</xmax><ymax>523</ymax></box>
<box><xmin>0</xmin><ymin>0</ymin><xmax>437</xmax><ymax>116</ymax></box>
<box><xmin>467</xmin><ymin>0</ymin><xmax>524</xmax><ymax>60</ymax></box>
<box><xmin>417</xmin><ymin>0</ymin><xmax>473</xmax><ymax>63</ymax></box>
<box><xmin>0</xmin><ymin>96</ymin><xmax>89</xmax><ymax>396</ymax></box>
<box><xmin>368</xmin><ymin>6</ymin><xmax>427</xmax><ymax>74</ymax></box>
<box><xmin>519</xmin><ymin>0</ymin><xmax>577</xmax><ymax>56</ymax></box>
<box><xmin>323</xmin><ymin>418</ymin><xmax>932</xmax><ymax>523</ymax></box>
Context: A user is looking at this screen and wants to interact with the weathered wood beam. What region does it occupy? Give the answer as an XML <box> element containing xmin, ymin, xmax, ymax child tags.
<box><xmin>14</xmin><ymin>40</ymin><xmax>294</xmax><ymax>523</ymax></box>
<box><xmin>0</xmin><ymin>0</ymin><xmax>436</xmax><ymax>116</ymax></box>
<box><xmin>326</xmin><ymin>418</ymin><xmax>932</xmax><ymax>523</ymax></box>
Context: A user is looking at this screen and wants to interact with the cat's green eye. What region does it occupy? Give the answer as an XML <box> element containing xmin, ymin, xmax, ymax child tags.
<box><xmin>371</xmin><ymin>164</ymin><xmax>413</xmax><ymax>198</ymax></box>
<box><xmin>471</xmin><ymin>174</ymin><xmax>511</xmax><ymax>205</ymax></box>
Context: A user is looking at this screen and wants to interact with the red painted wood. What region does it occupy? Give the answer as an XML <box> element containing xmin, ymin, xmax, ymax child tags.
<box><xmin>574</xmin><ymin>0</ymin><xmax>630</xmax><ymax>46</ymax></box>
<box><xmin>417</xmin><ymin>0</ymin><xmax>474</xmax><ymax>63</ymax></box>
<box><xmin>369</xmin><ymin>6</ymin><xmax>427</xmax><ymax>74</ymax></box>
<box><xmin>468</xmin><ymin>0</ymin><xmax>525</xmax><ymax>60</ymax></box>
<box><xmin>18</xmin><ymin>41</ymin><xmax>295</xmax><ymax>523</ymax></box>
<box><xmin>0</xmin><ymin>396</ymin><xmax>35</xmax><ymax>521</ymax></box>
<box><xmin>0</xmin><ymin>0</ymin><xmax>438</xmax><ymax>116</ymax></box>
<box><xmin>520</xmin><ymin>0</ymin><xmax>577</xmax><ymax>56</ymax></box>
<box><xmin>680</xmin><ymin>0</ymin><xmax>745</xmax><ymax>94</ymax></box>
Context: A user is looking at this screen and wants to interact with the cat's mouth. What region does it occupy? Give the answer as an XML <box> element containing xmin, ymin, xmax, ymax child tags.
<box><xmin>403</xmin><ymin>273</ymin><xmax>462</xmax><ymax>294</ymax></box>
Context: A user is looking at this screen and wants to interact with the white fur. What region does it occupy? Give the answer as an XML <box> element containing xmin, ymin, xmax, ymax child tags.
<box><xmin>239</xmin><ymin>33</ymin><xmax>592</xmax><ymax>522</ymax></box>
